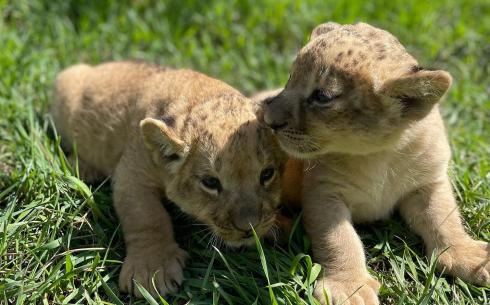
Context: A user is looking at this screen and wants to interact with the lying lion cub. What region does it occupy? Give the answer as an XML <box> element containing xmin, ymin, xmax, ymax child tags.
<box><xmin>52</xmin><ymin>61</ymin><xmax>286</xmax><ymax>298</ymax></box>
<box><xmin>262</xmin><ymin>22</ymin><xmax>490</xmax><ymax>305</ymax></box>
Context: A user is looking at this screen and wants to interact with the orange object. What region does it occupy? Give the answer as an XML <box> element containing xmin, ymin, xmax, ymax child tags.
<box><xmin>276</xmin><ymin>158</ymin><xmax>303</xmax><ymax>231</ymax></box>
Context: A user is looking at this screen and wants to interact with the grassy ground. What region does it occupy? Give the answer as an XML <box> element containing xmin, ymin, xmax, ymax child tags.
<box><xmin>0</xmin><ymin>0</ymin><xmax>489</xmax><ymax>304</ymax></box>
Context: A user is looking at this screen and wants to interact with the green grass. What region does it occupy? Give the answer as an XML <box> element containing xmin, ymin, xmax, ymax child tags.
<box><xmin>0</xmin><ymin>0</ymin><xmax>489</xmax><ymax>304</ymax></box>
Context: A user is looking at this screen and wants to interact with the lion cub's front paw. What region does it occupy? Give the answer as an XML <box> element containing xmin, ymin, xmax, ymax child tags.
<box><xmin>314</xmin><ymin>275</ymin><xmax>381</xmax><ymax>305</ymax></box>
<box><xmin>435</xmin><ymin>240</ymin><xmax>490</xmax><ymax>286</ymax></box>
<box><xmin>119</xmin><ymin>243</ymin><xmax>188</xmax><ymax>298</ymax></box>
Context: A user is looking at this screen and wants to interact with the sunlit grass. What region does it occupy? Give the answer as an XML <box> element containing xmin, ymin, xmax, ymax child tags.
<box><xmin>0</xmin><ymin>0</ymin><xmax>488</xmax><ymax>304</ymax></box>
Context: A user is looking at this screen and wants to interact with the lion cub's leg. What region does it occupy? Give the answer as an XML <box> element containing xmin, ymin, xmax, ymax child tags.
<box><xmin>399</xmin><ymin>178</ymin><xmax>490</xmax><ymax>286</ymax></box>
<box><xmin>303</xmin><ymin>185</ymin><xmax>380</xmax><ymax>305</ymax></box>
<box><xmin>113</xmin><ymin>154</ymin><xmax>188</xmax><ymax>298</ymax></box>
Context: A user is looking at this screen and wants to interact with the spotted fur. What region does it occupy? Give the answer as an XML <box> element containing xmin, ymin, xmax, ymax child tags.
<box><xmin>261</xmin><ymin>22</ymin><xmax>490</xmax><ymax>305</ymax></box>
<box><xmin>52</xmin><ymin>61</ymin><xmax>286</xmax><ymax>298</ymax></box>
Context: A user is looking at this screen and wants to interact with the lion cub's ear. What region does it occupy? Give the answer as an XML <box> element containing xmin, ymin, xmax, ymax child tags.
<box><xmin>140</xmin><ymin>118</ymin><xmax>188</xmax><ymax>162</ymax></box>
<box><xmin>310</xmin><ymin>22</ymin><xmax>341</xmax><ymax>40</ymax></box>
<box><xmin>378</xmin><ymin>69</ymin><xmax>452</xmax><ymax>119</ymax></box>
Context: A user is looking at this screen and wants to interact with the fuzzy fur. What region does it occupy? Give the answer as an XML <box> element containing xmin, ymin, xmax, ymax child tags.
<box><xmin>260</xmin><ymin>22</ymin><xmax>490</xmax><ymax>305</ymax></box>
<box><xmin>52</xmin><ymin>61</ymin><xmax>286</xmax><ymax>298</ymax></box>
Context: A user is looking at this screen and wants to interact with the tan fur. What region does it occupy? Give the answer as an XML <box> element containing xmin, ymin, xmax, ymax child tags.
<box><xmin>252</xmin><ymin>90</ymin><xmax>304</xmax><ymax>206</ymax></box>
<box><xmin>261</xmin><ymin>22</ymin><xmax>490</xmax><ymax>305</ymax></box>
<box><xmin>52</xmin><ymin>61</ymin><xmax>286</xmax><ymax>298</ymax></box>
<box><xmin>252</xmin><ymin>89</ymin><xmax>304</xmax><ymax>231</ymax></box>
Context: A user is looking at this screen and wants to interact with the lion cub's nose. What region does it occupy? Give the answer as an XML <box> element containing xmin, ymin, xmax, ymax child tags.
<box><xmin>268</xmin><ymin>122</ymin><xmax>288</xmax><ymax>131</ymax></box>
<box><xmin>264</xmin><ymin>96</ymin><xmax>291</xmax><ymax>131</ymax></box>
<box><xmin>243</xmin><ymin>230</ymin><xmax>253</xmax><ymax>239</ymax></box>
<box><xmin>232</xmin><ymin>211</ymin><xmax>261</xmax><ymax>232</ymax></box>
<box><xmin>263</xmin><ymin>110</ymin><xmax>288</xmax><ymax>131</ymax></box>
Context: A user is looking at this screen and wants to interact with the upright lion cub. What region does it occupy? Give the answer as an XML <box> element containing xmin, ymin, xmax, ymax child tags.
<box><xmin>52</xmin><ymin>62</ymin><xmax>286</xmax><ymax>298</ymax></box>
<box><xmin>262</xmin><ymin>22</ymin><xmax>489</xmax><ymax>305</ymax></box>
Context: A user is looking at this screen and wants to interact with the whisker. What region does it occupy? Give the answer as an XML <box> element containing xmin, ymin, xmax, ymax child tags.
<box><xmin>205</xmin><ymin>229</ymin><xmax>221</xmax><ymax>250</ymax></box>
<box><xmin>209</xmin><ymin>232</ymin><xmax>224</xmax><ymax>250</ymax></box>
<box><xmin>271</xmin><ymin>224</ymin><xmax>279</xmax><ymax>247</ymax></box>
<box><xmin>198</xmin><ymin>229</ymin><xmax>213</xmax><ymax>244</ymax></box>
<box><xmin>194</xmin><ymin>227</ymin><xmax>212</xmax><ymax>236</ymax></box>
<box><xmin>304</xmin><ymin>160</ymin><xmax>318</xmax><ymax>172</ymax></box>
<box><xmin>189</xmin><ymin>223</ymin><xmax>209</xmax><ymax>227</ymax></box>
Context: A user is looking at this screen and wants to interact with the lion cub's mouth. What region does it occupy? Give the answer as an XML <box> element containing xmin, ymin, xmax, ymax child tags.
<box><xmin>223</xmin><ymin>236</ymin><xmax>256</xmax><ymax>248</ymax></box>
<box><xmin>217</xmin><ymin>228</ymin><xmax>268</xmax><ymax>248</ymax></box>
<box><xmin>211</xmin><ymin>217</ymin><xmax>277</xmax><ymax>248</ymax></box>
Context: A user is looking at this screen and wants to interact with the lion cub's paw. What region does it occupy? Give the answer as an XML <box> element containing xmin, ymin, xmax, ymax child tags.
<box><xmin>119</xmin><ymin>243</ymin><xmax>188</xmax><ymax>298</ymax></box>
<box><xmin>435</xmin><ymin>240</ymin><xmax>490</xmax><ymax>286</ymax></box>
<box><xmin>314</xmin><ymin>275</ymin><xmax>381</xmax><ymax>305</ymax></box>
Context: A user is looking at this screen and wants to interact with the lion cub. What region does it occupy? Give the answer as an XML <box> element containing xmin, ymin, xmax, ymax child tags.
<box><xmin>52</xmin><ymin>61</ymin><xmax>286</xmax><ymax>298</ymax></box>
<box><xmin>263</xmin><ymin>22</ymin><xmax>490</xmax><ymax>305</ymax></box>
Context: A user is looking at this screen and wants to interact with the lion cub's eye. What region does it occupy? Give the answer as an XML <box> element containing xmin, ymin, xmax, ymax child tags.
<box><xmin>307</xmin><ymin>89</ymin><xmax>340</xmax><ymax>106</ymax></box>
<box><xmin>260</xmin><ymin>167</ymin><xmax>276</xmax><ymax>186</ymax></box>
<box><xmin>201</xmin><ymin>176</ymin><xmax>223</xmax><ymax>193</ymax></box>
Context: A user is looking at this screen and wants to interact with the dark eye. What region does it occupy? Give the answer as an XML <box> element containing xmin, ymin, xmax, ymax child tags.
<box><xmin>260</xmin><ymin>167</ymin><xmax>275</xmax><ymax>185</ymax></box>
<box><xmin>201</xmin><ymin>176</ymin><xmax>222</xmax><ymax>193</ymax></box>
<box><xmin>307</xmin><ymin>89</ymin><xmax>339</xmax><ymax>105</ymax></box>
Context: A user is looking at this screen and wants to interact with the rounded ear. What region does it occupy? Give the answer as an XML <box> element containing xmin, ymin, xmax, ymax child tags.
<box><xmin>310</xmin><ymin>22</ymin><xmax>341</xmax><ymax>40</ymax></box>
<box><xmin>140</xmin><ymin>118</ymin><xmax>188</xmax><ymax>161</ymax></box>
<box><xmin>378</xmin><ymin>69</ymin><xmax>452</xmax><ymax>119</ymax></box>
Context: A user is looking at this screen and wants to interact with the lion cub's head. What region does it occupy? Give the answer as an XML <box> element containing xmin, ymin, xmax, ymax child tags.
<box><xmin>141</xmin><ymin>94</ymin><xmax>286</xmax><ymax>247</ymax></box>
<box><xmin>264</xmin><ymin>22</ymin><xmax>452</xmax><ymax>158</ymax></box>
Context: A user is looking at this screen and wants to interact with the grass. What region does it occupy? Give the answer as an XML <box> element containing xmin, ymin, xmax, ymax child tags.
<box><xmin>0</xmin><ymin>0</ymin><xmax>489</xmax><ymax>304</ymax></box>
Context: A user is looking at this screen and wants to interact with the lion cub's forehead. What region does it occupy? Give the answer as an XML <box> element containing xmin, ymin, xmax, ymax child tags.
<box><xmin>180</xmin><ymin>96</ymin><xmax>274</xmax><ymax>171</ymax></box>
<box><xmin>292</xmin><ymin>23</ymin><xmax>418</xmax><ymax>87</ymax></box>
<box><xmin>213</xmin><ymin>121</ymin><xmax>273</xmax><ymax>169</ymax></box>
<box><xmin>178</xmin><ymin>95</ymin><xmax>255</xmax><ymax>138</ymax></box>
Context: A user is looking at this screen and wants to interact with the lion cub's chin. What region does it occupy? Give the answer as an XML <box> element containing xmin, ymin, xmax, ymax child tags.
<box><xmin>276</xmin><ymin>138</ymin><xmax>324</xmax><ymax>160</ymax></box>
<box><xmin>223</xmin><ymin>237</ymin><xmax>256</xmax><ymax>248</ymax></box>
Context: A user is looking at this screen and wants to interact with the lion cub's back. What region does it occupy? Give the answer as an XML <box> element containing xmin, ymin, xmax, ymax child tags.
<box><xmin>51</xmin><ymin>63</ymin><xmax>92</xmax><ymax>147</ymax></box>
<box><xmin>52</xmin><ymin>62</ymin><xmax>161</xmax><ymax>173</ymax></box>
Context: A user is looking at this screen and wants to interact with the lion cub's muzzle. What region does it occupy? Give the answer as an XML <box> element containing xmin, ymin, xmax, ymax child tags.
<box><xmin>216</xmin><ymin>211</ymin><xmax>277</xmax><ymax>247</ymax></box>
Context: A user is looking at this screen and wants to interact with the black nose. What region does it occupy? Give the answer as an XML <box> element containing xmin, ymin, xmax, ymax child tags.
<box><xmin>268</xmin><ymin>122</ymin><xmax>288</xmax><ymax>131</ymax></box>
<box><xmin>265</xmin><ymin>96</ymin><xmax>278</xmax><ymax>105</ymax></box>
<box><xmin>243</xmin><ymin>230</ymin><xmax>253</xmax><ymax>239</ymax></box>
